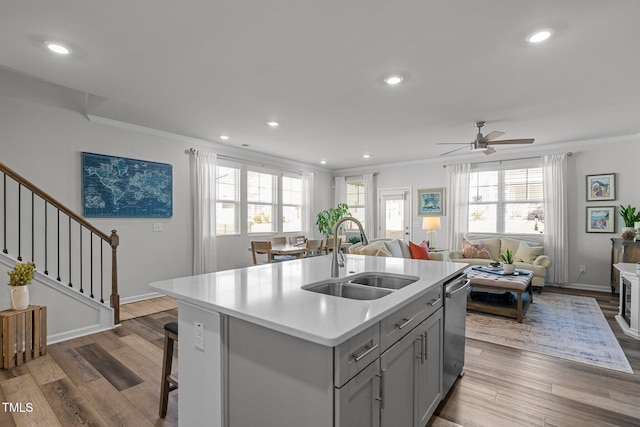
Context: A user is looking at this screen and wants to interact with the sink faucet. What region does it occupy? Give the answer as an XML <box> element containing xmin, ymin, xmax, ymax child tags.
<box><xmin>331</xmin><ymin>216</ymin><xmax>369</xmax><ymax>278</ymax></box>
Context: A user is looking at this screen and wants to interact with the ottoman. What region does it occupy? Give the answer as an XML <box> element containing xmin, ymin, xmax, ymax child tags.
<box><xmin>465</xmin><ymin>267</ymin><xmax>534</xmax><ymax>323</ymax></box>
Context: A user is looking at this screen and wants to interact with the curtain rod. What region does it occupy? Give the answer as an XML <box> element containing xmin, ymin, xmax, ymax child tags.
<box><xmin>188</xmin><ymin>148</ymin><xmax>304</xmax><ymax>174</ymax></box>
<box><xmin>443</xmin><ymin>152</ymin><xmax>572</xmax><ymax>168</ymax></box>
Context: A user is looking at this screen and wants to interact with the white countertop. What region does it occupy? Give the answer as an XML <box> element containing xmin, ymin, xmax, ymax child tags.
<box><xmin>150</xmin><ymin>255</ymin><xmax>467</xmax><ymax>346</ymax></box>
<box><xmin>614</xmin><ymin>262</ymin><xmax>639</xmax><ymax>275</ymax></box>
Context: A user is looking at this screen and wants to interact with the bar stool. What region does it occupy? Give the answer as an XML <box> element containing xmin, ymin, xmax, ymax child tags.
<box><xmin>159</xmin><ymin>321</ymin><xmax>178</xmax><ymax>418</ymax></box>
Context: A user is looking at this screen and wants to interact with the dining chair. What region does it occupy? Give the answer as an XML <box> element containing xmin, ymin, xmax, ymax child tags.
<box><xmin>289</xmin><ymin>235</ymin><xmax>306</xmax><ymax>245</ymax></box>
<box><xmin>270</xmin><ymin>236</ymin><xmax>287</xmax><ymax>245</ymax></box>
<box><xmin>251</xmin><ymin>240</ymin><xmax>273</xmax><ymax>265</ymax></box>
<box><xmin>305</xmin><ymin>239</ymin><xmax>323</xmax><ymax>257</ymax></box>
<box><xmin>324</xmin><ymin>237</ymin><xmax>342</xmax><ymax>255</ymax></box>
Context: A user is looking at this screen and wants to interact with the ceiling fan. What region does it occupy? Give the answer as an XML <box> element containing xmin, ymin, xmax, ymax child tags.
<box><xmin>438</xmin><ymin>121</ymin><xmax>534</xmax><ymax>156</ymax></box>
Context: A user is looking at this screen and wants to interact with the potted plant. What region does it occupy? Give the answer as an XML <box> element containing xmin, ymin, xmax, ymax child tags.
<box><xmin>315</xmin><ymin>203</ymin><xmax>351</xmax><ymax>238</ymax></box>
<box><xmin>7</xmin><ymin>261</ymin><xmax>35</xmax><ymax>310</ymax></box>
<box><xmin>500</xmin><ymin>249</ymin><xmax>516</xmax><ymax>275</ymax></box>
<box><xmin>619</xmin><ymin>204</ymin><xmax>640</xmax><ymax>239</ymax></box>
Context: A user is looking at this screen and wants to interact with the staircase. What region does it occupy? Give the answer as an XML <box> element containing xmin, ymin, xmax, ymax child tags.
<box><xmin>0</xmin><ymin>161</ymin><xmax>120</xmax><ymax>340</ymax></box>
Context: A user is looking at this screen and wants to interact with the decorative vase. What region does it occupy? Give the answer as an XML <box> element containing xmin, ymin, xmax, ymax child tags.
<box><xmin>10</xmin><ymin>286</ymin><xmax>29</xmax><ymax>310</ymax></box>
<box><xmin>502</xmin><ymin>264</ymin><xmax>516</xmax><ymax>275</ymax></box>
<box><xmin>621</xmin><ymin>227</ymin><xmax>637</xmax><ymax>240</ymax></box>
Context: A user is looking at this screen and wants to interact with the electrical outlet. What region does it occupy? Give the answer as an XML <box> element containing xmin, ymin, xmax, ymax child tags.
<box><xmin>579</xmin><ymin>265</ymin><xmax>586</xmax><ymax>273</ymax></box>
<box><xmin>195</xmin><ymin>321</ymin><xmax>205</xmax><ymax>351</ymax></box>
<box><xmin>153</xmin><ymin>223</ymin><xmax>162</xmax><ymax>232</ymax></box>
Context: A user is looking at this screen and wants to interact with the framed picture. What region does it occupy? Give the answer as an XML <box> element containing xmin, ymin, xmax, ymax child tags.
<box><xmin>586</xmin><ymin>206</ymin><xmax>615</xmax><ymax>233</ymax></box>
<box><xmin>586</xmin><ymin>173</ymin><xmax>616</xmax><ymax>201</ymax></box>
<box><xmin>417</xmin><ymin>188</ymin><xmax>445</xmax><ymax>216</ymax></box>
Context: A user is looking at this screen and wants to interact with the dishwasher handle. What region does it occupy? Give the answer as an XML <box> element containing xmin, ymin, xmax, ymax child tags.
<box><xmin>445</xmin><ymin>278</ymin><xmax>470</xmax><ymax>298</ymax></box>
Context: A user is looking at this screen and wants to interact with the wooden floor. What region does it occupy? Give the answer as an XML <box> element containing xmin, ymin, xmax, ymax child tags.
<box><xmin>0</xmin><ymin>287</ymin><xmax>637</xmax><ymax>426</ymax></box>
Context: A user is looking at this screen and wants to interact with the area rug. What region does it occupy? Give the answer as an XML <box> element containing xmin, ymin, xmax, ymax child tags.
<box><xmin>466</xmin><ymin>292</ymin><xmax>633</xmax><ymax>374</ymax></box>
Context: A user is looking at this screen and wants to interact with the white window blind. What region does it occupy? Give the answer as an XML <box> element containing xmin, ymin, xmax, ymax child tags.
<box><xmin>469</xmin><ymin>166</ymin><xmax>544</xmax><ymax>235</ymax></box>
<box><xmin>346</xmin><ymin>180</ymin><xmax>365</xmax><ymax>230</ymax></box>
<box><xmin>247</xmin><ymin>170</ymin><xmax>277</xmax><ymax>233</ymax></box>
<box><xmin>216</xmin><ymin>165</ymin><xmax>240</xmax><ymax>235</ymax></box>
<box><xmin>282</xmin><ymin>175</ymin><xmax>302</xmax><ymax>232</ymax></box>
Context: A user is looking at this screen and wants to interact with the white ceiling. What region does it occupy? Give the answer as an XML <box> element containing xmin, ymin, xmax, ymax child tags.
<box><xmin>1</xmin><ymin>1</ymin><xmax>639</xmax><ymax>170</ymax></box>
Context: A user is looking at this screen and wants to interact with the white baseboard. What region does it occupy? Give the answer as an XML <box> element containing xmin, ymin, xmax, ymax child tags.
<box><xmin>121</xmin><ymin>292</ymin><xmax>164</xmax><ymax>304</ymax></box>
<box><xmin>47</xmin><ymin>324</ymin><xmax>116</xmax><ymax>345</ymax></box>
<box><xmin>550</xmin><ymin>283</ymin><xmax>611</xmax><ymax>293</ymax></box>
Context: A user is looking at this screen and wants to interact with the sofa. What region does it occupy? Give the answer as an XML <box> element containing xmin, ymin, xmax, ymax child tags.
<box><xmin>447</xmin><ymin>237</ymin><xmax>552</xmax><ymax>287</ymax></box>
<box><xmin>347</xmin><ymin>239</ymin><xmax>447</xmax><ymax>262</ymax></box>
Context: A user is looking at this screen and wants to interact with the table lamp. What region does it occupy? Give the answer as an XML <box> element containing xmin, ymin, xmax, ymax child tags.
<box><xmin>422</xmin><ymin>217</ymin><xmax>441</xmax><ymax>249</ymax></box>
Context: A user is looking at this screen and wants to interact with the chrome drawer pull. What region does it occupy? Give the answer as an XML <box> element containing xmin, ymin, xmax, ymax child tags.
<box><xmin>352</xmin><ymin>344</ymin><xmax>378</xmax><ymax>362</ymax></box>
<box><xmin>427</xmin><ymin>297</ymin><xmax>441</xmax><ymax>307</ymax></box>
<box><xmin>396</xmin><ymin>315</ymin><xmax>416</xmax><ymax>330</ymax></box>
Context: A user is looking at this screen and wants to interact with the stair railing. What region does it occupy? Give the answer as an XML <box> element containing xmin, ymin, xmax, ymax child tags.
<box><xmin>0</xmin><ymin>162</ymin><xmax>120</xmax><ymax>324</ymax></box>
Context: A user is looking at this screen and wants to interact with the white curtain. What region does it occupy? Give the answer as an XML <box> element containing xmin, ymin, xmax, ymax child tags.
<box><xmin>302</xmin><ymin>171</ymin><xmax>315</xmax><ymax>238</ymax></box>
<box><xmin>543</xmin><ymin>154</ymin><xmax>568</xmax><ymax>284</ymax></box>
<box><xmin>334</xmin><ymin>176</ymin><xmax>346</xmax><ymax>205</ymax></box>
<box><xmin>364</xmin><ymin>173</ymin><xmax>375</xmax><ymax>238</ymax></box>
<box><xmin>446</xmin><ymin>163</ymin><xmax>470</xmax><ymax>251</ymax></box>
<box><xmin>189</xmin><ymin>149</ymin><xmax>217</xmax><ymax>275</ymax></box>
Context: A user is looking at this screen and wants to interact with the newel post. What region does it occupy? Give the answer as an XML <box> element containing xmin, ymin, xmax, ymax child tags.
<box><xmin>110</xmin><ymin>230</ymin><xmax>120</xmax><ymax>325</ymax></box>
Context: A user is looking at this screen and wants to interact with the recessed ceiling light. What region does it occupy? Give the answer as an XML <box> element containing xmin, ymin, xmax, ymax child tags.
<box><xmin>220</xmin><ymin>135</ymin><xmax>230</xmax><ymax>140</ymax></box>
<box><xmin>320</xmin><ymin>160</ymin><xmax>327</xmax><ymax>165</ymax></box>
<box><xmin>267</xmin><ymin>121</ymin><xmax>279</xmax><ymax>127</ymax></box>
<box><xmin>46</xmin><ymin>42</ymin><xmax>71</xmax><ymax>55</ymax></box>
<box><xmin>526</xmin><ymin>29</ymin><xmax>553</xmax><ymax>44</ymax></box>
<box><xmin>363</xmin><ymin>154</ymin><xmax>371</xmax><ymax>159</ymax></box>
<box><xmin>384</xmin><ymin>75</ymin><xmax>404</xmax><ymax>85</ymax></box>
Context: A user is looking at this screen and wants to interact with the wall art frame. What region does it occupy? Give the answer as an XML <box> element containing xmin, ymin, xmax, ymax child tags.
<box><xmin>417</xmin><ymin>187</ymin><xmax>445</xmax><ymax>217</ymax></box>
<box><xmin>586</xmin><ymin>173</ymin><xmax>616</xmax><ymax>201</ymax></box>
<box><xmin>586</xmin><ymin>206</ymin><xmax>615</xmax><ymax>233</ymax></box>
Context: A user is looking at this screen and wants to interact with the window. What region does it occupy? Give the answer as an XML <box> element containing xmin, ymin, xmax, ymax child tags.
<box><xmin>216</xmin><ymin>165</ymin><xmax>240</xmax><ymax>235</ymax></box>
<box><xmin>282</xmin><ymin>175</ymin><xmax>302</xmax><ymax>232</ymax></box>
<box><xmin>468</xmin><ymin>167</ymin><xmax>543</xmax><ymax>234</ymax></box>
<box><xmin>346</xmin><ymin>180</ymin><xmax>365</xmax><ymax>230</ymax></box>
<box><xmin>247</xmin><ymin>170</ymin><xmax>277</xmax><ymax>233</ymax></box>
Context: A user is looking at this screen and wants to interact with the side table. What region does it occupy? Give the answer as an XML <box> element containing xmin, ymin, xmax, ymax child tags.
<box><xmin>0</xmin><ymin>305</ymin><xmax>47</xmax><ymax>369</ymax></box>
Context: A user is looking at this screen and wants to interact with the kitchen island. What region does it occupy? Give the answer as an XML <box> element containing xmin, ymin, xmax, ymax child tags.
<box><xmin>150</xmin><ymin>254</ymin><xmax>467</xmax><ymax>427</ymax></box>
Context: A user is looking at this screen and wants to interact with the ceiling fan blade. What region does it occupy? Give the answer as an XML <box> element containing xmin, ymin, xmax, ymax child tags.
<box><xmin>483</xmin><ymin>146</ymin><xmax>496</xmax><ymax>155</ymax></box>
<box><xmin>440</xmin><ymin>145</ymin><xmax>468</xmax><ymax>156</ymax></box>
<box><xmin>488</xmin><ymin>138</ymin><xmax>534</xmax><ymax>145</ymax></box>
<box><xmin>481</xmin><ymin>131</ymin><xmax>505</xmax><ymax>143</ymax></box>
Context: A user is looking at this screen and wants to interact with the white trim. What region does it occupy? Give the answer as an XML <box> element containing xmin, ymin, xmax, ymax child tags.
<box><xmin>47</xmin><ymin>324</ymin><xmax>117</xmax><ymax>345</ymax></box>
<box><xmin>552</xmin><ymin>283</ymin><xmax>611</xmax><ymax>293</ymax></box>
<box><xmin>120</xmin><ymin>291</ymin><xmax>164</xmax><ymax>304</ymax></box>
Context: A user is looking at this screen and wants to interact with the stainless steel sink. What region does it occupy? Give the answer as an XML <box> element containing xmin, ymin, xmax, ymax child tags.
<box><xmin>302</xmin><ymin>281</ymin><xmax>393</xmax><ymax>300</ymax></box>
<box><xmin>348</xmin><ymin>273</ymin><xmax>420</xmax><ymax>290</ymax></box>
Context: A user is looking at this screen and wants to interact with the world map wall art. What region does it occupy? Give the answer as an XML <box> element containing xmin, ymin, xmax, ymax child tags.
<box><xmin>81</xmin><ymin>152</ymin><xmax>173</xmax><ymax>218</ymax></box>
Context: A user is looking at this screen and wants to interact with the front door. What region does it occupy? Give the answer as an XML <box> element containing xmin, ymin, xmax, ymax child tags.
<box><xmin>379</xmin><ymin>188</ymin><xmax>411</xmax><ymax>243</ymax></box>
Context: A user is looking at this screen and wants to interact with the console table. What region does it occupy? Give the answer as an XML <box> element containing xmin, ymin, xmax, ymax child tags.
<box><xmin>614</xmin><ymin>263</ymin><xmax>640</xmax><ymax>340</ymax></box>
<box><xmin>611</xmin><ymin>238</ymin><xmax>640</xmax><ymax>294</ymax></box>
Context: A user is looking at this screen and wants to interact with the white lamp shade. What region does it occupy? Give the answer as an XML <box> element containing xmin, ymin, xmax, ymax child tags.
<box><xmin>422</xmin><ymin>217</ymin><xmax>441</xmax><ymax>231</ymax></box>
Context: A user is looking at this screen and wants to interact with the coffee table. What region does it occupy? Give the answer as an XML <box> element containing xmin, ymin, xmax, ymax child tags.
<box><xmin>465</xmin><ymin>267</ymin><xmax>534</xmax><ymax>323</ymax></box>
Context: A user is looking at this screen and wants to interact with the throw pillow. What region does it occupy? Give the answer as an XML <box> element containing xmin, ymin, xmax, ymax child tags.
<box><xmin>409</xmin><ymin>241</ymin><xmax>430</xmax><ymax>260</ymax></box>
<box><xmin>461</xmin><ymin>238</ymin><xmax>492</xmax><ymax>259</ymax></box>
<box><xmin>375</xmin><ymin>247</ymin><xmax>392</xmax><ymax>257</ymax></box>
<box><xmin>514</xmin><ymin>242</ymin><xmax>544</xmax><ymax>264</ymax></box>
<box><xmin>354</xmin><ymin>241</ymin><xmax>386</xmax><ymax>256</ymax></box>
<box><xmin>384</xmin><ymin>240</ymin><xmax>404</xmax><ymax>258</ymax></box>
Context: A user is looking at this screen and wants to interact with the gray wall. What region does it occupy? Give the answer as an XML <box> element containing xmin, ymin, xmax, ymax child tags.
<box><xmin>0</xmin><ymin>74</ymin><xmax>333</xmax><ymax>301</ymax></box>
<box><xmin>338</xmin><ymin>139</ymin><xmax>640</xmax><ymax>291</ymax></box>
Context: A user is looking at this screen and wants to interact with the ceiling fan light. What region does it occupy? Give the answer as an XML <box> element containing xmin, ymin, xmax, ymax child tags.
<box><xmin>526</xmin><ymin>29</ymin><xmax>553</xmax><ymax>44</ymax></box>
<box><xmin>384</xmin><ymin>75</ymin><xmax>404</xmax><ymax>85</ymax></box>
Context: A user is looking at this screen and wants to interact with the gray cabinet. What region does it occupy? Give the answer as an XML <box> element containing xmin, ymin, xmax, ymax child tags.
<box><xmin>334</xmin><ymin>360</ymin><xmax>381</xmax><ymax>427</ymax></box>
<box><xmin>380</xmin><ymin>308</ymin><xmax>443</xmax><ymax>427</ymax></box>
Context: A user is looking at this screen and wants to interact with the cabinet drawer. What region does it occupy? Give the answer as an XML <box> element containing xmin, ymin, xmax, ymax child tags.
<box><xmin>334</xmin><ymin>323</ymin><xmax>380</xmax><ymax>387</ymax></box>
<box><xmin>379</xmin><ymin>285</ymin><xmax>442</xmax><ymax>352</ymax></box>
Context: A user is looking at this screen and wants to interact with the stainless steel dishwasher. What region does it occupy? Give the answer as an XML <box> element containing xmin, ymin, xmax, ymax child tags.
<box><xmin>443</xmin><ymin>274</ymin><xmax>470</xmax><ymax>397</ymax></box>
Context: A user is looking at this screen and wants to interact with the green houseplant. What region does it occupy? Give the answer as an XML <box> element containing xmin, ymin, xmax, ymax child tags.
<box><xmin>7</xmin><ymin>262</ymin><xmax>35</xmax><ymax>310</ymax></box>
<box><xmin>500</xmin><ymin>249</ymin><xmax>516</xmax><ymax>274</ymax></box>
<box><xmin>315</xmin><ymin>203</ymin><xmax>351</xmax><ymax>238</ymax></box>
<box><xmin>619</xmin><ymin>204</ymin><xmax>640</xmax><ymax>228</ymax></box>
